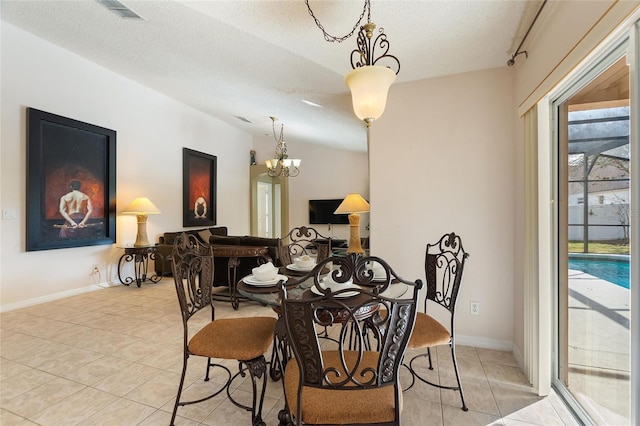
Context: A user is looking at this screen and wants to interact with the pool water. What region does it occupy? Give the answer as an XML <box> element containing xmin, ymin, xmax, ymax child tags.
<box><xmin>568</xmin><ymin>257</ymin><xmax>630</xmax><ymax>289</ymax></box>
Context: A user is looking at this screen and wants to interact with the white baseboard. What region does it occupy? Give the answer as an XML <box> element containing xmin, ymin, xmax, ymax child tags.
<box><xmin>99</xmin><ymin>280</ymin><xmax>121</xmax><ymax>288</ymax></box>
<box><xmin>512</xmin><ymin>341</ymin><xmax>525</xmax><ymax>372</ymax></box>
<box><xmin>456</xmin><ymin>334</ymin><xmax>514</xmax><ymax>352</ymax></box>
<box><xmin>0</xmin><ymin>282</ymin><xmax>117</xmax><ymax>313</ymax></box>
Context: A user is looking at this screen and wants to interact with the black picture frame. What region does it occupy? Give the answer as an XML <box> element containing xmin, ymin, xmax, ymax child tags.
<box><xmin>183</xmin><ymin>148</ymin><xmax>217</xmax><ymax>227</ymax></box>
<box><xmin>26</xmin><ymin>108</ymin><xmax>117</xmax><ymax>251</ymax></box>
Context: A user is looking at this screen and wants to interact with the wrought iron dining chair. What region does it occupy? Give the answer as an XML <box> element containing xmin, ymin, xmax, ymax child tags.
<box><xmin>277</xmin><ymin>226</ymin><xmax>332</xmax><ymax>266</ymax></box>
<box><xmin>170</xmin><ymin>233</ymin><xmax>277</xmax><ymax>426</ymax></box>
<box><xmin>404</xmin><ymin>232</ymin><xmax>470</xmax><ymax>411</ymax></box>
<box><xmin>277</xmin><ymin>253</ymin><xmax>423</xmax><ymax>426</ymax></box>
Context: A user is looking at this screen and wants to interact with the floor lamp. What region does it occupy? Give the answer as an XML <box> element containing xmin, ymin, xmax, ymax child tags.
<box><xmin>122</xmin><ymin>197</ymin><xmax>161</xmax><ymax>247</ymax></box>
<box><xmin>334</xmin><ymin>193</ymin><xmax>370</xmax><ymax>255</ymax></box>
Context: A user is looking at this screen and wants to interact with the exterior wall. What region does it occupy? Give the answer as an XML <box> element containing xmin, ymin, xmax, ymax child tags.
<box><xmin>569</xmin><ymin>203</ymin><xmax>631</xmax><ymax>241</ymax></box>
<box><xmin>372</xmin><ymin>67</ymin><xmax>516</xmax><ymax>348</ymax></box>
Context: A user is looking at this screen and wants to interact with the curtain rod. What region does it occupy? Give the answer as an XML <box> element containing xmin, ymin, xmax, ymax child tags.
<box><xmin>507</xmin><ymin>0</ymin><xmax>548</xmax><ymax>66</ymax></box>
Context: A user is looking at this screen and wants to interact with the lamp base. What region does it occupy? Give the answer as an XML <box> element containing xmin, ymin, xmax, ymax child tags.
<box><xmin>133</xmin><ymin>214</ymin><xmax>150</xmax><ymax>247</ymax></box>
<box><xmin>346</xmin><ymin>213</ymin><xmax>364</xmax><ymax>255</ymax></box>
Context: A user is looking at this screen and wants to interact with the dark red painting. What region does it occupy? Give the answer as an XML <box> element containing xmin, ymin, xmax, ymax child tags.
<box><xmin>27</xmin><ymin>108</ymin><xmax>116</xmax><ymax>251</ymax></box>
<box><xmin>183</xmin><ymin>148</ymin><xmax>216</xmax><ymax>227</ymax></box>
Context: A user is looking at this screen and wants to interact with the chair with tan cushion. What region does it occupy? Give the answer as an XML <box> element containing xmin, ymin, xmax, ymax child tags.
<box><xmin>278</xmin><ymin>253</ymin><xmax>423</xmax><ymax>425</ymax></box>
<box><xmin>170</xmin><ymin>233</ymin><xmax>277</xmax><ymax>426</ymax></box>
<box><xmin>405</xmin><ymin>232</ymin><xmax>470</xmax><ymax>411</ymax></box>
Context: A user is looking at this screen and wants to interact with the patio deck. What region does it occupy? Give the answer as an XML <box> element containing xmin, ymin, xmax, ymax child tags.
<box><xmin>568</xmin><ymin>268</ymin><xmax>630</xmax><ymax>425</ymax></box>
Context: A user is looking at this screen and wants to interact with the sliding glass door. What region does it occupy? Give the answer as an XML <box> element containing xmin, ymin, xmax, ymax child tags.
<box><xmin>552</xmin><ymin>31</ymin><xmax>636</xmax><ymax>425</ymax></box>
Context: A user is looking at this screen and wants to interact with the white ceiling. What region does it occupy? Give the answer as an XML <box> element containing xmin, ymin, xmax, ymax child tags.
<box><xmin>1</xmin><ymin>0</ymin><xmax>540</xmax><ymax>152</ymax></box>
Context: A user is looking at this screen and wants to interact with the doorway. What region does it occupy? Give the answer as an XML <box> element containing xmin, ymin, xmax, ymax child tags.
<box><xmin>250</xmin><ymin>165</ymin><xmax>289</xmax><ymax>238</ymax></box>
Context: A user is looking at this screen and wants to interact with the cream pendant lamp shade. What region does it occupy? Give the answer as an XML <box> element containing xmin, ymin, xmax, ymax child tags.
<box><xmin>345</xmin><ymin>65</ymin><xmax>396</xmax><ymax>126</ymax></box>
<box><xmin>306</xmin><ymin>1</ymin><xmax>400</xmax><ymax>126</ymax></box>
<box><xmin>122</xmin><ymin>197</ymin><xmax>161</xmax><ymax>247</ymax></box>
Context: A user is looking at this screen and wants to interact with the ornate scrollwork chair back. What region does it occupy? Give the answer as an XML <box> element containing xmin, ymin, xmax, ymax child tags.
<box><xmin>405</xmin><ymin>232</ymin><xmax>470</xmax><ymax>411</ymax></box>
<box><xmin>171</xmin><ymin>232</ymin><xmax>215</xmax><ymax>320</ymax></box>
<box><xmin>277</xmin><ymin>226</ymin><xmax>332</xmax><ymax>266</ymax></box>
<box><xmin>170</xmin><ymin>233</ymin><xmax>277</xmax><ymax>426</ymax></box>
<box><xmin>278</xmin><ymin>254</ymin><xmax>423</xmax><ymax>426</ymax></box>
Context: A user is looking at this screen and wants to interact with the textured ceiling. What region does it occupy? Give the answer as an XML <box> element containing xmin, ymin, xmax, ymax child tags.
<box><xmin>1</xmin><ymin>0</ymin><xmax>540</xmax><ymax>152</ymax></box>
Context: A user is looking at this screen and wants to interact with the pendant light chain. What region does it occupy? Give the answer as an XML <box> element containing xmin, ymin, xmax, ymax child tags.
<box><xmin>305</xmin><ymin>0</ymin><xmax>370</xmax><ymax>43</ymax></box>
<box><xmin>272</xmin><ymin>117</ymin><xmax>287</xmax><ymax>159</ymax></box>
<box><xmin>266</xmin><ymin>117</ymin><xmax>300</xmax><ymax>177</ymax></box>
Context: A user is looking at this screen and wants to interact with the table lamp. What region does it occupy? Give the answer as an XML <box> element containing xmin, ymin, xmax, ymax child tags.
<box><xmin>122</xmin><ymin>197</ymin><xmax>161</xmax><ymax>247</ymax></box>
<box><xmin>334</xmin><ymin>193</ymin><xmax>370</xmax><ymax>254</ymax></box>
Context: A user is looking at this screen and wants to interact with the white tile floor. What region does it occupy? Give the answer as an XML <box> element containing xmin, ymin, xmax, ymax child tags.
<box><xmin>1</xmin><ymin>279</ymin><xmax>578</xmax><ymax>425</ymax></box>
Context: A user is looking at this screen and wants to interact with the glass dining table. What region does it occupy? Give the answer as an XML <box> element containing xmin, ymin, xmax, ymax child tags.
<box><xmin>236</xmin><ymin>265</ymin><xmax>409</xmax><ymax>381</ymax></box>
<box><xmin>238</xmin><ymin>265</ymin><xmax>338</xmax><ymax>380</ymax></box>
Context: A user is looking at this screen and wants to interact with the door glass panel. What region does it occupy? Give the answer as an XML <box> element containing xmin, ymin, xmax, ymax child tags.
<box><xmin>257</xmin><ymin>180</ymin><xmax>272</xmax><ymax>237</ymax></box>
<box><xmin>256</xmin><ymin>178</ymin><xmax>281</xmax><ymax>238</ymax></box>
<box><xmin>558</xmin><ymin>55</ymin><xmax>631</xmax><ymax>424</ymax></box>
<box><xmin>274</xmin><ymin>183</ymin><xmax>281</xmax><ymax>237</ymax></box>
<box><xmin>251</xmin><ymin>166</ymin><xmax>287</xmax><ymax>238</ymax></box>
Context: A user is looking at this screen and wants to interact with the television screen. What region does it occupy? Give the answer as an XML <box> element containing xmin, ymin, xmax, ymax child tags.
<box><xmin>309</xmin><ymin>199</ymin><xmax>350</xmax><ymax>225</ymax></box>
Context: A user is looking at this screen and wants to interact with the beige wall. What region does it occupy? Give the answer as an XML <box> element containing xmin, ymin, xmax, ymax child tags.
<box><xmin>516</xmin><ymin>0</ymin><xmax>639</xmax><ymax>112</ymax></box>
<box><xmin>0</xmin><ymin>23</ymin><xmax>253</xmax><ymax>308</ymax></box>
<box><xmin>3</xmin><ymin>1</ymin><xmax>637</xmax><ymax>358</ymax></box>
<box><xmin>368</xmin><ymin>0</ymin><xmax>640</xmax><ymax>356</ymax></box>
<box><xmin>0</xmin><ymin>22</ymin><xmax>368</xmax><ymax>310</ymax></box>
<box><xmin>252</xmin><ymin>135</ymin><xmax>369</xmax><ymax>243</ymax></box>
<box><xmin>372</xmin><ymin>67</ymin><xmax>517</xmax><ymax>349</ymax></box>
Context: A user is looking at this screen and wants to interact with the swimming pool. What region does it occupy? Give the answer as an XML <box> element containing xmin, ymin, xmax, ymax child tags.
<box><xmin>568</xmin><ymin>255</ymin><xmax>630</xmax><ymax>289</ymax></box>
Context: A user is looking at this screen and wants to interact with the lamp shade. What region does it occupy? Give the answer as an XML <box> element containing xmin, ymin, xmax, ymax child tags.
<box><xmin>345</xmin><ymin>65</ymin><xmax>396</xmax><ymax>124</ymax></box>
<box><xmin>122</xmin><ymin>197</ymin><xmax>161</xmax><ymax>214</ymax></box>
<box><xmin>334</xmin><ymin>193</ymin><xmax>370</xmax><ymax>214</ymax></box>
<box><xmin>265</xmin><ymin>159</ymin><xmax>278</xmax><ymax>169</ymax></box>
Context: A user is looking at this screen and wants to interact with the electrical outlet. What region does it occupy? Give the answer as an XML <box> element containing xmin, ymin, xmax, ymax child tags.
<box><xmin>470</xmin><ymin>301</ymin><xmax>480</xmax><ymax>315</ymax></box>
<box><xmin>91</xmin><ymin>265</ymin><xmax>100</xmax><ymax>276</ymax></box>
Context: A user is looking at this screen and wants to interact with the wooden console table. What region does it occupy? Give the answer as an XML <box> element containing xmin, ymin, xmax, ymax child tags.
<box><xmin>117</xmin><ymin>245</ymin><xmax>162</xmax><ymax>287</ymax></box>
<box><xmin>212</xmin><ymin>244</ymin><xmax>271</xmax><ymax>309</ymax></box>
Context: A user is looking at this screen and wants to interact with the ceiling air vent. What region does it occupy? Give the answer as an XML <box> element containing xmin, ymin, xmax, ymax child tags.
<box><xmin>235</xmin><ymin>116</ymin><xmax>253</xmax><ymax>123</ymax></box>
<box><xmin>97</xmin><ymin>0</ymin><xmax>143</xmax><ymax>19</ymax></box>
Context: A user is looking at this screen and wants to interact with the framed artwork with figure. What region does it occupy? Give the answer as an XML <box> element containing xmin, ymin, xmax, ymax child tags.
<box><xmin>183</xmin><ymin>148</ymin><xmax>217</xmax><ymax>227</ymax></box>
<box><xmin>26</xmin><ymin>108</ymin><xmax>117</xmax><ymax>251</ymax></box>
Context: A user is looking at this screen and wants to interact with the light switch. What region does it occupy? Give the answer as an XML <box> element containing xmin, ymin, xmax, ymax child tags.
<box><xmin>2</xmin><ymin>209</ymin><xmax>17</xmax><ymax>220</ymax></box>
